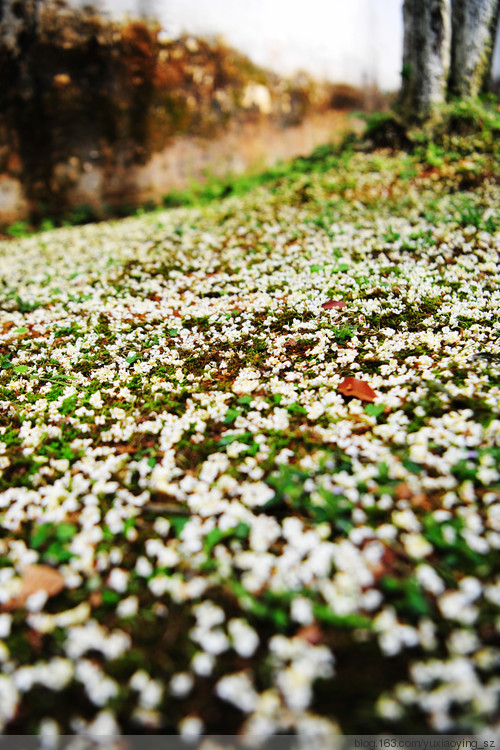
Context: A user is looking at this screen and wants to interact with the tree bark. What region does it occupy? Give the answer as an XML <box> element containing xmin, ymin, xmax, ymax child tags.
<box><xmin>449</xmin><ymin>0</ymin><xmax>500</xmax><ymax>97</ymax></box>
<box><xmin>400</xmin><ymin>0</ymin><xmax>452</xmax><ymax>121</ymax></box>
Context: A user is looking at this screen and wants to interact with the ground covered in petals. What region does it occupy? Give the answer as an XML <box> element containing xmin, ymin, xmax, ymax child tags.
<box><xmin>1</xmin><ymin>109</ymin><xmax>500</xmax><ymax>737</ymax></box>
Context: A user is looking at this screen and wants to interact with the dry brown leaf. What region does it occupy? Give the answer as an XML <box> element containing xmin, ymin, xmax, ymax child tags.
<box><xmin>26</xmin><ymin>629</ymin><xmax>44</xmax><ymax>652</ymax></box>
<box><xmin>395</xmin><ymin>483</ymin><xmax>412</xmax><ymax>500</ymax></box>
<box><xmin>338</xmin><ymin>377</ymin><xmax>377</xmax><ymax>402</ymax></box>
<box><xmin>395</xmin><ymin>485</ymin><xmax>430</xmax><ymax>510</ymax></box>
<box><xmin>5</xmin><ymin>564</ymin><xmax>65</xmax><ymax>610</ymax></box>
<box><xmin>296</xmin><ymin>624</ymin><xmax>323</xmax><ymax>644</ymax></box>
<box><xmin>369</xmin><ymin>544</ymin><xmax>398</xmax><ymax>579</ymax></box>
<box><xmin>411</xmin><ymin>493</ymin><xmax>431</xmax><ymax>510</ymax></box>
<box><xmin>322</xmin><ymin>299</ymin><xmax>346</xmax><ymax>310</ymax></box>
<box><xmin>89</xmin><ymin>590</ymin><xmax>102</xmax><ymax>608</ymax></box>
<box><xmin>19</xmin><ymin>564</ymin><xmax>65</xmax><ymax>600</ymax></box>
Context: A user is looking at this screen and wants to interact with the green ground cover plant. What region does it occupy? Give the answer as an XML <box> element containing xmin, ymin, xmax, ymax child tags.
<box><xmin>0</xmin><ymin>99</ymin><xmax>499</xmax><ymax>736</ymax></box>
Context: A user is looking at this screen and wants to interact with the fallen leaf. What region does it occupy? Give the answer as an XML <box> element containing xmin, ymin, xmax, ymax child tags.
<box><xmin>5</xmin><ymin>564</ymin><xmax>65</xmax><ymax>610</ymax></box>
<box><xmin>338</xmin><ymin>377</ymin><xmax>377</xmax><ymax>402</ymax></box>
<box><xmin>394</xmin><ymin>485</ymin><xmax>430</xmax><ymax>509</ymax></box>
<box><xmin>411</xmin><ymin>493</ymin><xmax>431</xmax><ymax>510</ymax></box>
<box><xmin>26</xmin><ymin>629</ymin><xmax>44</xmax><ymax>652</ymax></box>
<box><xmin>19</xmin><ymin>564</ymin><xmax>65</xmax><ymax>600</ymax></box>
<box><xmin>395</xmin><ymin>483</ymin><xmax>412</xmax><ymax>500</ymax></box>
<box><xmin>322</xmin><ymin>299</ymin><xmax>346</xmax><ymax>310</ymax></box>
<box><xmin>89</xmin><ymin>591</ymin><xmax>102</xmax><ymax>608</ymax></box>
<box><xmin>370</xmin><ymin>544</ymin><xmax>398</xmax><ymax>579</ymax></box>
<box><xmin>296</xmin><ymin>624</ymin><xmax>323</xmax><ymax>644</ymax></box>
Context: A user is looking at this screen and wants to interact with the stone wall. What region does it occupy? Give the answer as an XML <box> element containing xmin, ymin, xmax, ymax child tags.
<box><xmin>0</xmin><ymin>0</ymin><xmax>377</xmax><ymax>227</ymax></box>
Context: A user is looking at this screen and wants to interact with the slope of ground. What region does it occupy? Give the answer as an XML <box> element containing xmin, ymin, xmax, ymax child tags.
<box><xmin>0</xmin><ymin>109</ymin><xmax>499</xmax><ymax>736</ymax></box>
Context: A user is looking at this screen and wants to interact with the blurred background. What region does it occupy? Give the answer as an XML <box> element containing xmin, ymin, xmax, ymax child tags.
<box><xmin>1</xmin><ymin>0</ymin><xmax>499</xmax><ymax>229</ymax></box>
<box><xmin>72</xmin><ymin>0</ymin><xmax>405</xmax><ymax>90</ymax></box>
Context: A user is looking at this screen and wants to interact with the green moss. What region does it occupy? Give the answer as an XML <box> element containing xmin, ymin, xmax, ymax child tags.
<box><xmin>363</xmin><ymin>297</ymin><xmax>442</xmax><ymax>333</ymax></box>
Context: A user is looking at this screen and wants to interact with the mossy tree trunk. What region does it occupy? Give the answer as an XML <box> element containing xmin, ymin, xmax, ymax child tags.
<box><xmin>400</xmin><ymin>0</ymin><xmax>500</xmax><ymax>122</ymax></box>
<box><xmin>449</xmin><ymin>0</ymin><xmax>500</xmax><ymax>97</ymax></box>
<box><xmin>400</xmin><ymin>0</ymin><xmax>452</xmax><ymax>121</ymax></box>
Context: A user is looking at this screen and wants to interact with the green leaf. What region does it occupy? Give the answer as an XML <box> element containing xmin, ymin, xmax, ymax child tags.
<box><xmin>378</xmin><ymin>461</ymin><xmax>389</xmax><ymax>480</ymax></box>
<box><xmin>124</xmin><ymin>518</ymin><xmax>137</xmax><ymax>534</ymax></box>
<box><xmin>223</xmin><ymin>408</ymin><xmax>241</xmax><ymax>424</ymax></box>
<box><xmin>406</xmin><ymin>587</ymin><xmax>431</xmax><ymax>616</ymax></box>
<box><xmin>169</xmin><ymin>517</ymin><xmax>189</xmax><ymax>536</ymax></box>
<box><xmin>168</xmin><ymin>328</ymin><xmax>178</xmax><ymax>336</ymax></box>
<box><xmin>334</xmin><ymin>324</ymin><xmax>355</xmax><ymax>343</ymax></box>
<box><xmin>381</xmin><ymin>575</ymin><xmax>402</xmax><ymax>592</ymax></box>
<box><xmin>56</xmin><ymin>523</ymin><xmax>77</xmax><ymax>543</ymax></box>
<box><xmin>45</xmin><ymin>542</ymin><xmax>74</xmax><ymax>563</ymax></box>
<box><xmin>402</xmin><ymin>458</ymin><xmax>423</xmax><ymax>474</ymax></box>
<box><xmin>381</xmin><ymin>576</ymin><xmax>431</xmax><ymax>617</ymax></box>
<box><xmin>31</xmin><ymin>523</ymin><xmax>54</xmax><ymax>549</ymax></box>
<box><xmin>217</xmin><ymin>431</ymin><xmax>252</xmax><ymax>447</ymax></box>
<box><xmin>332</xmin><ymin>263</ymin><xmax>350</xmax><ymax>273</ymax></box>
<box><xmin>102</xmin><ymin>589</ymin><xmax>121</xmax><ymax>605</ymax></box>
<box><xmin>234</xmin><ymin>522</ymin><xmax>250</xmax><ymax>540</ymax></box>
<box><xmin>313</xmin><ymin>603</ymin><xmax>372</xmax><ymax>629</ymax></box>
<box><xmin>14</xmin><ymin>365</ymin><xmax>29</xmax><ymax>374</ymax></box>
<box><xmin>230</xmin><ymin>581</ymin><xmax>287</xmax><ymax>627</ymax></box>
<box><xmin>203</xmin><ymin>528</ymin><xmax>225</xmax><ymax>553</ymax></box>
<box><xmin>335</xmin><ymin>518</ymin><xmax>355</xmax><ymax>535</ymax></box>
<box><xmin>287</xmin><ymin>402</ymin><xmax>307</xmax><ymax>415</ymax></box>
<box><xmin>451</xmin><ymin>459</ymin><xmax>477</xmax><ymax>481</ymax></box>
<box><xmin>240</xmin><ymin>442</ymin><xmax>259</xmax><ymax>457</ymax></box>
<box><xmin>365</xmin><ymin>403</ymin><xmax>385</xmax><ymax>417</ymax></box>
<box><xmin>237</xmin><ymin>395</ymin><xmax>252</xmax><ymax>405</ymax></box>
<box><xmin>14</xmin><ymin>327</ymin><xmax>28</xmax><ymax>334</ymax></box>
<box><xmin>270</xmin><ymin>609</ymin><xmax>289</xmax><ymax>628</ymax></box>
<box><xmin>60</xmin><ymin>395</ymin><xmax>78</xmax><ymax>415</ymax></box>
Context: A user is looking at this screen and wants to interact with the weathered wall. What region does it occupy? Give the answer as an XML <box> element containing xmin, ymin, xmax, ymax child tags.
<box><xmin>0</xmin><ymin>0</ymin><xmax>375</xmax><ymax>227</ymax></box>
<box><xmin>67</xmin><ymin>0</ymin><xmax>405</xmax><ymax>90</ymax></box>
<box><xmin>65</xmin><ymin>0</ymin><xmax>500</xmax><ymax>90</ymax></box>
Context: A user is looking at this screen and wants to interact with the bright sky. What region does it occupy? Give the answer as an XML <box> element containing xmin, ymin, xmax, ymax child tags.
<box><xmin>159</xmin><ymin>0</ymin><xmax>403</xmax><ymax>90</ymax></box>
<box><xmin>71</xmin><ymin>0</ymin><xmax>500</xmax><ymax>91</ymax></box>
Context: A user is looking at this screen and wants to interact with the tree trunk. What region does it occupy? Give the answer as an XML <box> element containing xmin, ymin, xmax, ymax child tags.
<box><xmin>449</xmin><ymin>0</ymin><xmax>500</xmax><ymax>97</ymax></box>
<box><xmin>400</xmin><ymin>0</ymin><xmax>452</xmax><ymax>121</ymax></box>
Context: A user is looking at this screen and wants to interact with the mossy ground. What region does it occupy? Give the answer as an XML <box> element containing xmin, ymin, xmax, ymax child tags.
<box><xmin>0</xmin><ymin>98</ymin><xmax>499</xmax><ymax>736</ymax></box>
